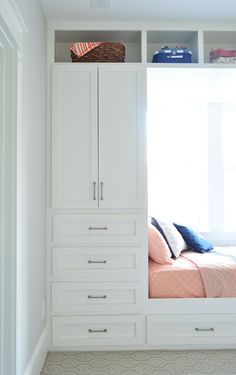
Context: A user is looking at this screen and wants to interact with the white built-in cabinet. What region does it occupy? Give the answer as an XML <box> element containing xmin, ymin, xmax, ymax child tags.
<box><xmin>50</xmin><ymin>62</ymin><xmax>147</xmax><ymax>348</ymax></box>
<box><xmin>52</xmin><ymin>64</ymin><xmax>146</xmax><ymax>209</ymax></box>
<box><xmin>49</xmin><ymin>25</ymin><xmax>236</xmax><ymax>351</ymax></box>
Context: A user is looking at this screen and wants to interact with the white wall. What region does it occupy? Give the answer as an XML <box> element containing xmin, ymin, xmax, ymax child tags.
<box><xmin>12</xmin><ymin>0</ymin><xmax>47</xmax><ymax>373</ymax></box>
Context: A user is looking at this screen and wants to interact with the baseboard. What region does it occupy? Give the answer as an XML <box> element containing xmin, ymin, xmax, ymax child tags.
<box><xmin>23</xmin><ymin>320</ymin><xmax>50</xmax><ymax>375</ymax></box>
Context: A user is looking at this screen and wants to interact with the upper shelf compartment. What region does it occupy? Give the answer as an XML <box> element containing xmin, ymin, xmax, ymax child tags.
<box><xmin>147</xmin><ymin>30</ymin><xmax>199</xmax><ymax>64</ymax></box>
<box><xmin>54</xmin><ymin>30</ymin><xmax>142</xmax><ymax>63</ymax></box>
<box><xmin>203</xmin><ymin>31</ymin><xmax>236</xmax><ymax>64</ymax></box>
<box><xmin>52</xmin><ymin>27</ymin><xmax>236</xmax><ymax>66</ymax></box>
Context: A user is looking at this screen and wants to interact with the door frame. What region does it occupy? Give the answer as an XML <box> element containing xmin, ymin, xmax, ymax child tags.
<box><xmin>0</xmin><ymin>10</ymin><xmax>22</xmax><ymax>374</ymax></box>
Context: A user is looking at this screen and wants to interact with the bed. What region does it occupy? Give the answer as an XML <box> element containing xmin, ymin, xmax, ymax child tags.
<box><xmin>149</xmin><ymin>247</ymin><xmax>236</xmax><ymax>298</ymax></box>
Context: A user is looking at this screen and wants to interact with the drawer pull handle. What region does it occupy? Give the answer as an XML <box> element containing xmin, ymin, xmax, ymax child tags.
<box><xmin>88</xmin><ymin>260</ymin><xmax>107</xmax><ymax>264</ymax></box>
<box><xmin>88</xmin><ymin>329</ymin><xmax>107</xmax><ymax>333</ymax></box>
<box><xmin>88</xmin><ymin>227</ymin><xmax>108</xmax><ymax>230</ymax></box>
<box><xmin>88</xmin><ymin>295</ymin><xmax>107</xmax><ymax>299</ymax></box>
<box><xmin>195</xmin><ymin>327</ymin><xmax>215</xmax><ymax>332</ymax></box>
<box><xmin>100</xmin><ymin>182</ymin><xmax>104</xmax><ymax>200</ymax></box>
<box><xmin>93</xmin><ymin>182</ymin><xmax>96</xmax><ymax>200</ymax></box>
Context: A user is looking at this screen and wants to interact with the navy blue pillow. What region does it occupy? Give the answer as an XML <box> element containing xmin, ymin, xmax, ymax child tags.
<box><xmin>174</xmin><ymin>223</ymin><xmax>213</xmax><ymax>253</ymax></box>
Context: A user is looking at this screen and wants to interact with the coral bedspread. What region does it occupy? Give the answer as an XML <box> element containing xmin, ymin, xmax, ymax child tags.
<box><xmin>149</xmin><ymin>247</ymin><xmax>236</xmax><ymax>298</ymax></box>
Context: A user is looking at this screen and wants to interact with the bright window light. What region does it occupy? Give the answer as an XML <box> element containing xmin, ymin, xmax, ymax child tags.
<box><xmin>147</xmin><ymin>68</ymin><xmax>236</xmax><ymax>234</ymax></box>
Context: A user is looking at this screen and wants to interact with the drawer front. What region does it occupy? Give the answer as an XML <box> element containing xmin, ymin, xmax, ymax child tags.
<box><xmin>147</xmin><ymin>314</ymin><xmax>236</xmax><ymax>346</ymax></box>
<box><xmin>52</xmin><ymin>315</ymin><xmax>145</xmax><ymax>347</ymax></box>
<box><xmin>52</xmin><ymin>214</ymin><xmax>143</xmax><ymax>245</ymax></box>
<box><xmin>52</xmin><ymin>247</ymin><xmax>143</xmax><ymax>281</ymax></box>
<box><xmin>52</xmin><ymin>282</ymin><xmax>143</xmax><ymax>314</ymax></box>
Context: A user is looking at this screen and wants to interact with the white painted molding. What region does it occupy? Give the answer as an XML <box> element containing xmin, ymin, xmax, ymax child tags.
<box><xmin>8</xmin><ymin>0</ymin><xmax>28</xmax><ymax>32</ymax></box>
<box><xmin>49</xmin><ymin>20</ymin><xmax>236</xmax><ymax>31</ymax></box>
<box><xmin>0</xmin><ymin>0</ymin><xmax>27</xmax><ymax>49</ymax></box>
<box><xmin>0</xmin><ymin>23</ymin><xmax>18</xmax><ymax>375</ymax></box>
<box><xmin>23</xmin><ymin>321</ymin><xmax>49</xmax><ymax>375</ymax></box>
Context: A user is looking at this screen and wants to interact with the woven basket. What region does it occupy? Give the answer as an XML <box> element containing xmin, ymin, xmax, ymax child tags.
<box><xmin>71</xmin><ymin>42</ymin><xmax>125</xmax><ymax>63</ymax></box>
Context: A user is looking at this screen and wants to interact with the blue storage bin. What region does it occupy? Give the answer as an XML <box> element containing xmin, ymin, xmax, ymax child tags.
<box><xmin>152</xmin><ymin>46</ymin><xmax>192</xmax><ymax>63</ymax></box>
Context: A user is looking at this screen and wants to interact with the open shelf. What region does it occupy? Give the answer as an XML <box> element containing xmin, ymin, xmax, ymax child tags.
<box><xmin>147</xmin><ymin>30</ymin><xmax>199</xmax><ymax>64</ymax></box>
<box><xmin>52</xmin><ymin>27</ymin><xmax>236</xmax><ymax>66</ymax></box>
<box><xmin>54</xmin><ymin>30</ymin><xmax>142</xmax><ymax>63</ymax></box>
<box><xmin>203</xmin><ymin>31</ymin><xmax>236</xmax><ymax>63</ymax></box>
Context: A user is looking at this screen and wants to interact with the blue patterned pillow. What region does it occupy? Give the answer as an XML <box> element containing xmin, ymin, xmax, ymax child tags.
<box><xmin>174</xmin><ymin>223</ymin><xmax>213</xmax><ymax>253</ymax></box>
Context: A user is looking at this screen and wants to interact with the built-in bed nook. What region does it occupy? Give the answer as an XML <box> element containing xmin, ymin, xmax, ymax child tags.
<box><xmin>147</xmin><ymin>67</ymin><xmax>236</xmax><ymax>300</ymax></box>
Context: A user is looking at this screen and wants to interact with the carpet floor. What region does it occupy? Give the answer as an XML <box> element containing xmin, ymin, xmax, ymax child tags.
<box><xmin>41</xmin><ymin>350</ymin><xmax>236</xmax><ymax>375</ymax></box>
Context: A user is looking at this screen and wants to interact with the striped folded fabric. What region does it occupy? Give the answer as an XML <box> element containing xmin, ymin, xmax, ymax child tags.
<box><xmin>210</xmin><ymin>48</ymin><xmax>236</xmax><ymax>58</ymax></box>
<box><xmin>210</xmin><ymin>56</ymin><xmax>236</xmax><ymax>64</ymax></box>
<box><xmin>70</xmin><ymin>42</ymin><xmax>103</xmax><ymax>58</ymax></box>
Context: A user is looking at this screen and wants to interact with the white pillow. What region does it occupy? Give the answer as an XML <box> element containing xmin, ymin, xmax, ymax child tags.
<box><xmin>152</xmin><ymin>217</ymin><xmax>188</xmax><ymax>258</ymax></box>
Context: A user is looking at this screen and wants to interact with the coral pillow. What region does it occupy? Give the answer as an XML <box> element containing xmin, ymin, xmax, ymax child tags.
<box><xmin>148</xmin><ymin>224</ymin><xmax>173</xmax><ymax>264</ymax></box>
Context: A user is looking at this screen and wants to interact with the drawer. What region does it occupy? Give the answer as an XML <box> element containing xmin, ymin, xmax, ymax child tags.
<box><xmin>52</xmin><ymin>315</ymin><xmax>145</xmax><ymax>347</ymax></box>
<box><xmin>52</xmin><ymin>282</ymin><xmax>144</xmax><ymax>314</ymax></box>
<box><xmin>147</xmin><ymin>314</ymin><xmax>236</xmax><ymax>346</ymax></box>
<box><xmin>52</xmin><ymin>214</ymin><xmax>143</xmax><ymax>245</ymax></box>
<box><xmin>52</xmin><ymin>247</ymin><xmax>143</xmax><ymax>281</ymax></box>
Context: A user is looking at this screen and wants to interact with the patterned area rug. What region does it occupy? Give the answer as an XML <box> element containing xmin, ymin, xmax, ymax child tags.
<box><xmin>41</xmin><ymin>350</ymin><xmax>236</xmax><ymax>375</ymax></box>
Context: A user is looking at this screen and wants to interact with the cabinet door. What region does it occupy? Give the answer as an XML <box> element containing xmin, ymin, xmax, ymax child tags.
<box><xmin>51</xmin><ymin>65</ymin><xmax>98</xmax><ymax>208</ymax></box>
<box><xmin>99</xmin><ymin>65</ymin><xmax>146</xmax><ymax>209</ymax></box>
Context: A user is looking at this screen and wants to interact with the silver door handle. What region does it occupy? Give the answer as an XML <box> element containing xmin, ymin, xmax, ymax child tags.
<box><xmin>88</xmin><ymin>329</ymin><xmax>107</xmax><ymax>333</ymax></box>
<box><xmin>88</xmin><ymin>260</ymin><xmax>107</xmax><ymax>264</ymax></box>
<box><xmin>88</xmin><ymin>295</ymin><xmax>107</xmax><ymax>299</ymax></box>
<box><xmin>100</xmin><ymin>182</ymin><xmax>104</xmax><ymax>200</ymax></box>
<box><xmin>195</xmin><ymin>327</ymin><xmax>215</xmax><ymax>332</ymax></box>
<box><xmin>88</xmin><ymin>227</ymin><xmax>108</xmax><ymax>230</ymax></box>
<box><xmin>93</xmin><ymin>181</ymin><xmax>96</xmax><ymax>200</ymax></box>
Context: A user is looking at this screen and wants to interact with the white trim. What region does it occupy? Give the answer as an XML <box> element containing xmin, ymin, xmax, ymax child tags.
<box><xmin>48</xmin><ymin>343</ymin><xmax>236</xmax><ymax>351</ymax></box>
<box><xmin>16</xmin><ymin>53</ymin><xmax>23</xmax><ymax>375</ymax></box>
<box><xmin>23</xmin><ymin>322</ymin><xmax>50</xmax><ymax>375</ymax></box>
<box><xmin>0</xmin><ymin>0</ymin><xmax>27</xmax><ymax>50</ymax></box>
<box><xmin>0</xmin><ymin>41</ymin><xmax>4</xmax><ymax>375</ymax></box>
<box><xmin>0</xmin><ymin>27</ymin><xmax>17</xmax><ymax>375</ymax></box>
<box><xmin>208</xmin><ymin>103</ymin><xmax>224</xmax><ymax>231</ymax></box>
<box><xmin>206</xmin><ymin>102</ymin><xmax>234</xmax><ymax>234</ymax></box>
<box><xmin>8</xmin><ymin>0</ymin><xmax>28</xmax><ymax>32</ymax></box>
<box><xmin>49</xmin><ymin>21</ymin><xmax>236</xmax><ymax>30</ymax></box>
<box><xmin>203</xmin><ymin>231</ymin><xmax>236</xmax><ymax>246</ymax></box>
<box><xmin>0</xmin><ymin>4</ymin><xmax>24</xmax><ymax>374</ymax></box>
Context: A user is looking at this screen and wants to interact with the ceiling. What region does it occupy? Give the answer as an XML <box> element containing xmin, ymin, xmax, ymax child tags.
<box><xmin>40</xmin><ymin>0</ymin><xmax>236</xmax><ymax>23</ymax></box>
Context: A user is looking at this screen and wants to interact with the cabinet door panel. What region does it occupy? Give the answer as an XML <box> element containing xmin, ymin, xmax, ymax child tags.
<box><xmin>52</xmin><ymin>65</ymin><xmax>98</xmax><ymax>208</ymax></box>
<box><xmin>99</xmin><ymin>65</ymin><xmax>146</xmax><ymax>209</ymax></box>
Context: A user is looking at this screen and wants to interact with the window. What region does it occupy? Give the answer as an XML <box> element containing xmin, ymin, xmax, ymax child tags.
<box><xmin>147</xmin><ymin>68</ymin><xmax>236</xmax><ymax>241</ymax></box>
